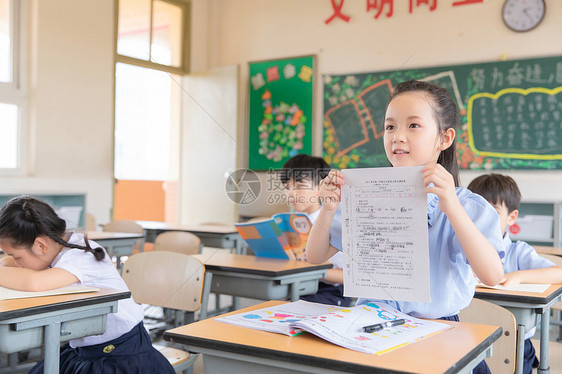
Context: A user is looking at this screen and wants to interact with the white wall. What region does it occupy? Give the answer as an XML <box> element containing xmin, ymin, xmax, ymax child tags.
<box><xmin>190</xmin><ymin>0</ymin><xmax>562</xmax><ymax>206</ymax></box>
<box><xmin>0</xmin><ymin>0</ymin><xmax>115</xmax><ymax>224</ymax></box>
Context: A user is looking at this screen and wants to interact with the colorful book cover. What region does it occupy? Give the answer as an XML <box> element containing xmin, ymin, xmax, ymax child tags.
<box><xmin>216</xmin><ymin>300</ymin><xmax>452</xmax><ymax>355</ymax></box>
<box><xmin>235</xmin><ymin>213</ymin><xmax>312</xmax><ymax>260</ymax></box>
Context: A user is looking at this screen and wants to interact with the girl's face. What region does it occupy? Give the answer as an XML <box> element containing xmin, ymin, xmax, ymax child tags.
<box><xmin>383</xmin><ymin>92</ymin><xmax>447</xmax><ymax>167</ymax></box>
<box><xmin>0</xmin><ymin>236</ymin><xmax>58</xmax><ymax>271</ymax></box>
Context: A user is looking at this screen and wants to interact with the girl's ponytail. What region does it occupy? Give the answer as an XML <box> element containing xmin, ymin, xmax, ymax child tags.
<box><xmin>0</xmin><ymin>196</ymin><xmax>106</xmax><ymax>261</ymax></box>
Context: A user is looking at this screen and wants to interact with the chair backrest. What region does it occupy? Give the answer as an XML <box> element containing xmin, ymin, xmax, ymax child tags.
<box><xmin>459</xmin><ymin>298</ymin><xmax>516</xmax><ymax>374</ymax></box>
<box><xmin>198</xmin><ymin>222</ymin><xmax>233</xmax><ymax>227</ymax></box>
<box><xmin>245</xmin><ymin>216</ymin><xmax>271</xmax><ymax>223</ymax></box>
<box><xmin>103</xmin><ymin>220</ymin><xmax>144</xmax><ymax>252</ymax></box>
<box><xmin>122</xmin><ymin>251</ymin><xmax>205</xmax><ymax>312</ymax></box>
<box><xmin>103</xmin><ymin>219</ymin><xmax>144</xmax><ymax>234</ymax></box>
<box><xmin>154</xmin><ymin>231</ymin><xmax>201</xmax><ymax>255</ymax></box>
<box><xmin>85</xmin><ymin>213</ymin><xmax>97</xmax><ymax>231</ymax></box>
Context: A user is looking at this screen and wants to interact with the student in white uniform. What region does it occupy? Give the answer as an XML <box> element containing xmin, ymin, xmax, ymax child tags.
<box><xmin>0</xmin><ymin>196</ymin><xmax>174</xmax><ymax>374</ymax></box>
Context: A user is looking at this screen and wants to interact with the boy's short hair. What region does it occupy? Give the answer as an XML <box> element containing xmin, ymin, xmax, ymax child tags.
<box><xmin>467</xmin><ymin>173</ymin><xmax>521</xmax><ymax>213</ymax></box>
<box><xmin>280</xmin><ymin>154</ymin><xmax>330</xmax><ymax>186</ymax></box>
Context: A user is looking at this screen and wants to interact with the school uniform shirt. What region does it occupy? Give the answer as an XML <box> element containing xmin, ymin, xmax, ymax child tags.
<box><xmin>51</xmin><ymin>232</ymin><xmax>144</xmax><ymax>348</ymax></box>
<box><xmin>329</xmin><ymin>187</ymin><xmax>504</xmax><ymax>319</ymax></box>
<box><xmin>501</xmin><ymin>233</ymin><xmax>554</xmax><ymax>340</ymax></box>
<box><xmin>308</xmin><ymin>209</ymin><xmax>343</xmax><ymax>286</ymax></box>
<box><xmin>501</xmin><ymin>233</ymin><xmax>554</xmax><ymax>273</ymax></box>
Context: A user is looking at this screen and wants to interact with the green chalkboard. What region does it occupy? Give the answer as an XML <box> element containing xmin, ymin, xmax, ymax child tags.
<box><xmin>248</xmin><ymin>56</ymin><xmax>314</xmax><ymax>170</ymax></box>
<box><xmin>323</xmin><ymin>56</ymin><xmax>562</xmax><ymax>170</ymax></box>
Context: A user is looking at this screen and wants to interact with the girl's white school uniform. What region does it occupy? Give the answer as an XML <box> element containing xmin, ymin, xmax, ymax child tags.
<box><xmin>329</xmin><ymin>187</ymin><xmax>504</xmax><ymax>319</ymax></box>
<box><xmin>50</xmin><ymin>232</ymin><xmax>144</xmax><ymax>348</ymax></box>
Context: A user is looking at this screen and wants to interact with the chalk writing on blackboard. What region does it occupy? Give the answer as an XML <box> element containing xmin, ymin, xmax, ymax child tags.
<box><xmin>468</xmin><ymin>87</ymin><xmax>562</xmax><ymax>159</ymax></box>
<box><xmin>323</xmin><ymin>56</ymin><xmax>562</xmax><ymax>170</ymax></box>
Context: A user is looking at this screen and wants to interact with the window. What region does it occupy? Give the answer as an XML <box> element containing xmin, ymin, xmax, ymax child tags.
<box><xmin>0</xmin><ymin>0</ymin><xmax>25</xmax><ymax>174</ymax></box>
<box><xmin>117</xmin><ymin>0</ymin><xmax>187</xmax><ymax>72</ymax></box>
<box><xmin>114</xmin><ymin>63</ymin><xmax>181</xmax><ymax>180</ymax></box>
<box><xmin>114</xmin><ymin>0</ymin><xmax>188</xmax><ymax>221</ymax></box>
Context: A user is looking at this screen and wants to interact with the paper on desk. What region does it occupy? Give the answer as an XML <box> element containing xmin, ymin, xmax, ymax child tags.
<box><xmin>476</xmin><ymin>282</ymin><xmax>550</xmax><ymax>293</ymax></box>
<box><xmin>0</xmin><ymin>285</ymin><xmax>99</xmax><ymax>300</ymax></box>
<box><xmin>341</xmin><ymin>166</ymin><xmax>430</xmax><ymax>302</ymax></box>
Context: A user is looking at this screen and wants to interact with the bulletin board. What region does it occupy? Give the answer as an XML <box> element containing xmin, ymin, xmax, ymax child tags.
<box><xmin>322</xmin><ymin>55</ymin><xmax>562</xmax><ymax>170</ymax></box>
<box><xmin>248</xmin><ymin>56</ymin><xmax>314</xmax><ymax>170</ymax></box>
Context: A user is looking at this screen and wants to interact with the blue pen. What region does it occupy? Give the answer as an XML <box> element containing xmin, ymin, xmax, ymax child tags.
<box><xmin>362</xmin><ymin>318</ymin><xmax>406</xmax><ymax>333</ymax></box>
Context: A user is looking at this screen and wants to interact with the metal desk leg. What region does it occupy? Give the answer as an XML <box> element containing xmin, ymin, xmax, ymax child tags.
<box><xmin>199</xmin><ymin>272</ymin><xmax>212</xmax><ymax>320</ymax></box>
<box><xmin>290</xmin><ymin>281</ymin><xmax>301</xmax><ymax>302</ymax></box>
<box><xmin>538</xmin><ymin>310</ymin><xmax>551</xmax><ymax>374</ymax></box>
<box><xmin>232</xmin><ymin>297</ymin><xmax>240</xmax><ymax>311</ymax></box>
<box><xmin>44</xmin><ymin>322</ymin><xmax>61</xmax><ymax>374</ymax></box>
<box><xmin>516</xmin><ymin>324</ymin><xmax>525</xmax><ymax>374</ymax></box>
<box><xmin>235</xmin><ymin>238</ymin><xmax>243</xmax><ymax>255</ymax></box>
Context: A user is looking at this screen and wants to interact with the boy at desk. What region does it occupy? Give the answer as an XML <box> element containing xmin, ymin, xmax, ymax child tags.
<box><xmin>281</xmin><ymin>154</ymin><xmax>352</xmax><ymax>307</ymax></box>
<box><xmin>468</xmin><ymin>173</ymin><xmax>562</xmax><ymax>374</ymax></box>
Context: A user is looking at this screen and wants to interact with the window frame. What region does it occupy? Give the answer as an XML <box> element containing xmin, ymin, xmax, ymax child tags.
<box><xmin>0</xmin><ymin>0</ymin><xmax>27</xmax><ymax>175</ymax></box>
<box><xmin>115</xmin><ymin>0</ymin><xmax>190</xmax><ymax>75</ymax></box>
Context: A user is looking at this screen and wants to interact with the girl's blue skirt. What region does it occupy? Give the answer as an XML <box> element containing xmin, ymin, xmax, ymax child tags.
<box><xmin>29</xmin><ymin>322</ymin><xmax>175</xmax><ymax>374</ymax></box>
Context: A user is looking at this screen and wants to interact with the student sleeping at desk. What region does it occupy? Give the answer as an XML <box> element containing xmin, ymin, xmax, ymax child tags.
<box><xmin>0</xmin><ymin>195</ymin><xmax>174</xmax><ymax>374</ymax></box>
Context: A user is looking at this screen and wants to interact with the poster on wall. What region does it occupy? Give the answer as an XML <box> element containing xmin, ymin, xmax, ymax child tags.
<box><xmin>322</xmin><ymin>56</ymin><xmax>562</xmax><ymax>170</ymax></box>
<box><xmin>248</xmin><ymin>55</ymin><xmax>314</xmax><ymax>170</ymax></box>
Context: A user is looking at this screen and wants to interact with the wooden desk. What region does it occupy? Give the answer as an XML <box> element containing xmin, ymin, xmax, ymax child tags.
<box><xmin>475</xmin><ymin>284</ymin><xmax>562</xmax><ymax>374</ymax></box>
<box><xmin>0</xmin><ymin>288</ymin><xmax>130</xmax><ymax>374</ymax></box>
<box><xmin>193</xmin><ymin>253</ymin><xmax>331</xmax><ymax>319</ymax></box>
<box><xmin>164</xmin><ymin>300</ymin><xmax>502</xmax><ymax>374</ymax></box>
<box><xmin>535</xmin><ymin>245</ymin><xmax>562</xmax><ymax>257</ymax></box>
<box><xmin>87</xmin><ymin>231</ymin><xmax>144</xmax><ymax>269</ymax></box>
<box><xmin>137</xmin><ymin>221</ymin><xmax>244</xmax><ymax>254</ymax></box>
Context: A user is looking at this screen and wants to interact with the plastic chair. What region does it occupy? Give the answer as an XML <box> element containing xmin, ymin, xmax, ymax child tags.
<box><xmin>154</xmin><ymin>231</ymin><xmax>202</xmax><ymax>255</ymax></box>
<box><xmin>459</xmin><ymin>298</ymin><xmax>516</xmax><ymax>374</ymax></box>
<box><xmin>103</xmin><ymin>219</ymin><xmax>145</xmax><ymax>251</ymax></box>
<box><xmin>85</xmin><ymin>213</ymin><xmax>97</xmax><ymax>231</ymax></box>
<box><xmin>245</xmin><ymin>216</ymin><xmax>271</xmax><ymax>223</ymax></box>
<box><xmin>122</xmin><ymin>251</ymin><xmax>207</xmax><ymax>374</ymax></box>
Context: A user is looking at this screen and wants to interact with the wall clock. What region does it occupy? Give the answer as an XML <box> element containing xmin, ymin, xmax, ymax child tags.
<box><xmin>502</xmin><ymin>0</ymin><xmax>546</xmax><ymax>32</ymax></box>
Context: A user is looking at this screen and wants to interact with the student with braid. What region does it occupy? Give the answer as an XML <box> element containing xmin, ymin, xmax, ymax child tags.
<box><xmin>0</xmin><ymin>196</ymin><xmax>174</xmax><ymax>374</ymax></box>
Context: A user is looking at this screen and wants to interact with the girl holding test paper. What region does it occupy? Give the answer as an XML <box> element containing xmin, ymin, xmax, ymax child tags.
<box><xmin>306</xmin><ymin>80</ymin><xmax>504</xmax><ymax>374</ymax></box>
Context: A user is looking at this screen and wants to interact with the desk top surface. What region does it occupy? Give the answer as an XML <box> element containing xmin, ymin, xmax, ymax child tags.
<box><xmin>193</xmin><ymin>253</ymin><xmax>332</xmax><ymax>277</ymax></box>
<box><xmin>0</xmin><ymin>288</ymin><xmax>130</xmax><ymax>321</ymax></box>
<box><xmin>136</xmin><ymin>221</ymin><xmax>238</xmax><ymax>234</ymax></box>
<box><xmin>86</xmin><ymin>231</ymin><xmax>144</xmax><ymax>240</ymax></box>
<box><xmin>475</xmin><ymin>284</ymin><xmax>562</xmax><ymax>305</ymax></box>
<box><xmin>164</xmin><ymin>300</ymin><xmax>501</xmax><ymax>374</ymax></box>
<box><xmin>535</xmin><ymin>245</ymin><xmax>562</xmax><ymax>256</ymax></box>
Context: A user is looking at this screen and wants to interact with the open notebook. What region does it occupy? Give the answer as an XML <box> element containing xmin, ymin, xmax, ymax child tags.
<box><xmin>0</xmin><ymin>285</ymin><xmax>99</xmax><ymax>301</ymax></box>
<box><xmin>216</xmin><ymin>300</ymin><xmax>452</xmax><ymax>355</ymax></box>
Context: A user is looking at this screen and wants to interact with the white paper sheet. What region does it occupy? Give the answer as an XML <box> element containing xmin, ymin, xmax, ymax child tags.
<box><xmin>0</xmin><ymin>285</ymin><xmax>99</xmax><ymax>300</ymax></box>
<box><xmin>477</xmin><ymin>282</ymin><xmax>550</xmax><ymax>293</ymax></box>
<box><xmin>341</xmin><ymin>166</ymin><xmax>430</xmax><ymax>302</ymax></box>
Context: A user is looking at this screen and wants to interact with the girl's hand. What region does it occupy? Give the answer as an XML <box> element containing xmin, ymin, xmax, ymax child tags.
<box><xmin>499</xmin><ymin>271</ymin><xmax>522</xmax><ymax>287</ymax></box>
<box><xmin>423</xmin><ymin>164</ymin><xmax>460</xmax><ymax>215</ymax></box>
<box><xmin>319</xmin><ymin>169</ymin><xmax>344</xmax><ymax>211</ymax></box>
